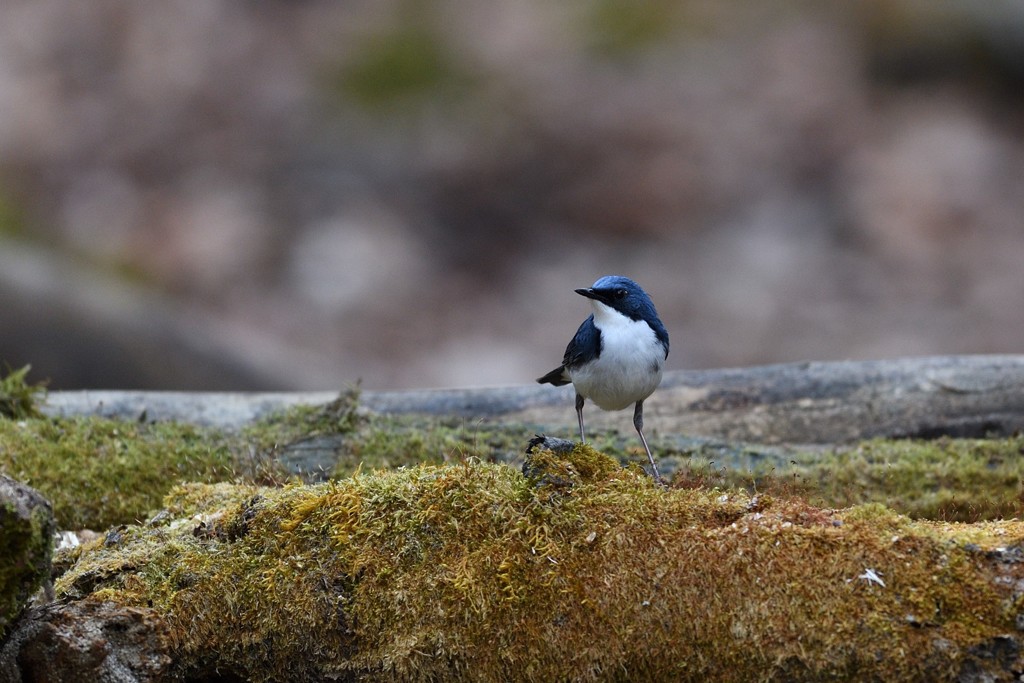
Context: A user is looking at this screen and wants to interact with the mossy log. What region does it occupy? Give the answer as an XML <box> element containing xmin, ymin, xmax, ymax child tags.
<box><xmin>7</xmin><ymin>356</ymin><xmax>1024</xmax><ymax>680</ymax></box>
<box><xmin>6</xmin><ymin>356</ymin><xmax>1024</xmax><ymax>532</ymax></box>
<box><xmin>4</xmin><ymin>447</ymin><xmax>1024</xmax><ymax>682</ymax></box>
<box><xmin>42</xmin><ymin>355</ymin><xmax>1024</xmax><ymax>443</ymax></box>
<box><xmin>7</xmin><ymin>391</ymin><xmax>1024</xmax><ymax>534</ymax></box>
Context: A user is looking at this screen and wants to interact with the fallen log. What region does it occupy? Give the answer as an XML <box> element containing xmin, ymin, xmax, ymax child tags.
<box><xmin>41</xmin><ymin>355</ymin><xmax>1024</xmax><ymax>443</ymax></box>
<box><xmin>6</xmin><ymin>357</ymin><xmax>1024</xmax><ymax>680</ymax></box>
<box><xmin>3</xmin><ymin>446</ymin><xmax>1023</xmax><ymax>682</ymax></box>
<box><xmin>6</xmin><ymin>356</ymin><xmax>1024</xmax><ymax>531</ymax></box>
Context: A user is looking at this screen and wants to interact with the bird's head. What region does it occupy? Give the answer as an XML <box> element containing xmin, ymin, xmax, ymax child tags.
<box><xmin>575</xmin><ymin>275</ymin><xmax>660</xmax><ymax>323</ymax></box>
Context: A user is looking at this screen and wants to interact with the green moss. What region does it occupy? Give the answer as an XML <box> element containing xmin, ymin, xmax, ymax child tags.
<box><xmin>242</xmin><ymin>388</ymin><xmax>363</xmax><ymax>452</ymax></box>
<box><xmin>55</xmin><ymin>456</ymin><xmax>1024</xmax><ymax>681</ymax></box>
<box><xmin>0</xmin><ymin>365</ymin><xmax>46</xmax><ymax>419</ymax></box>
<box><xmin>786</xmin><ymin>437</ymin><xmax>1024</xmax><ymax>522</ymax></box>
<box><xmin>0</xmin><ymin>418</ymin><xmax>250</xmax><ymax>530</ymax></box>
<box><xmin>661</xmin><ymin>436</ymin><xmax>1024</xmax><ymax>522</ymax></box>
<box><xmin>0</xmin><ymin>389</ymin><xmax>501</xmax><ymax>531</ymax></box>
<box><xmin>7</xmin><ymin>385</ymin><xmax>1024</xmax><ymax>532</ymax></box>
<box><xmin>0</xmin><ymin>492</ymin><xmax>54</xmax><ymax>631</ymax></box>
<box><xmin>337</xmin><ymin>415</ymin><xmax>516</xmax><ymax>476</ymax></box>
<box><xmin>522</xmin><ymin>442</ymin><xmax>635</xmax><ymax>490</ymax></box>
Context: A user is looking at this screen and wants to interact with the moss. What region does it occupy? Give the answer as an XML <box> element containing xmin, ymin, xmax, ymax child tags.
<box><xmin>242</xmin><ymin>388</ymin><xmax>363</xmax><ymax>453</ymax></box>
<box><xmin>783</xmin><ymin>437</ymin><xmax>1024</xmax><ymax>522</ymax></box>
<box><xmin>339</xmin><ymin>415</ymin><xmax>521</xmax><ymax>476</ymax></box>
<box><xmin>0</xmin><ymin>365</ymin><xmax>46</xmax><ymax>419</ymax></box>
<box><xmin>661</xmin><ymin>436</ymin><xmax>1024</xmax><ymax>522</ymax></box>
<box><xmin>522</xmin><ymin>442</ymin><xmax>636</xmax><ymax>491</ymax></box>
<box><xmin>7</xmin><ymin>385</ymin><xmax>1024</xmax><ymax>532</ymax></box>
<box><xmin>0</xmin><ymin>418</ymin><xmax>252</xmax><ymax>530</ymax></box>
<box><xmin>54</xmin><ymin>454</ymin><xmax>1024</xmax><ymax>682</ymax></box>
<box><xmin>0</xmin><ymin>389</ymin><xmax>503</xmax><ymax>531</ymax></box>
<box><xmin>4</xmin><ymin>377</ymin><xmax>1022</xmax><ymax>534</ymax></box>
<box><xmin>0</xmin><ymin>479</ymin><xmax>54</xmax><ymax>633</ymax></box>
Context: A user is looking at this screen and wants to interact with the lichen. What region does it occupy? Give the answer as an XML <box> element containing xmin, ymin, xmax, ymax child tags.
<box><xmin>54</xmin><ymin>450</ymin><xmax>1024</xmax><ymax>682</ymax></box>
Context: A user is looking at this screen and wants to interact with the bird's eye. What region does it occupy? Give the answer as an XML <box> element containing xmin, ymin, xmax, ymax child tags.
<box><xmin>616</xmin><ymin>288</ymin><xmax>627</xmax><ymax>298</ymax></box>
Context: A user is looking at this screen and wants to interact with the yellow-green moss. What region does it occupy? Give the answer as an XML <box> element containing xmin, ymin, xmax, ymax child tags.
<box><xmin>55</xmin><ymin>451</ymin><xmax>1024</xmax><ymax>682</ymax></box>
<box><xmin>6</xmin><ymin>389</ymin><xmax>1024</xmax><ymax>532</ymax></box>
<box><xmin>781</xmin><ymin>437</ymin><xmax>1024</xmax><ymax>521</ymax></box>
<box><xmin>664</xmin><ymin>436</ymin><xmax>1024</xmax><ymax>522</ymax></box>
<box><xmin>5</xmin><ymin>377</ymin><xmax>1024</xmax><ymax>534</ymax></box>
<box><xmin>0</xmin><ymin>365</ymin><xmax>45</xmax><ymax>419</ymax></box>
<box><xmin>0</xmin><ymin>418</ymin><xmax>248</xmax><ymax>530</ymax></box>
<box><xmin>0</xmin><ymin>389</ymin><xmax>521</xmax><ymax>530</ymax></box>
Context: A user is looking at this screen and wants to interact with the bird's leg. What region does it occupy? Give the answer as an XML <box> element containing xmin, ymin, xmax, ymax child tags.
<box><xmin>634</xmin><ymin>401</ymin><xmax>663</xmax><ymax>485</ymax></box>
<box><xmin>575</xmin><ymin>392</ymin><xmax>586</xmax><ymax>443</ymax></box>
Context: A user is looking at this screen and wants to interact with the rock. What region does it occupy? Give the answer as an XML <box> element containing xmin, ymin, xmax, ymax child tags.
<box><xmin>0</xmin><ymin>475</ymin><xmax>55</xmax><ymax>637</ymax></box>
<box><xmin>0</xmin><ymin>602</ymin><xmax>171</xmax><ymax>683</ymax></box>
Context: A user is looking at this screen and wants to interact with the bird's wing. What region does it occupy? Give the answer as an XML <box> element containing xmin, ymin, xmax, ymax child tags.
<box><xmin>562</xmin><ymin>315</ymin><xmax>601</xmax><ymax>370</ymax></box>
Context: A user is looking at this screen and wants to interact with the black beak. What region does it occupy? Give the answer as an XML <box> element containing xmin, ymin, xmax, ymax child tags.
<box><xmin>575</xmin><ymin>287</ymin><xmax>609</xmax><ymax>304</ymax></box>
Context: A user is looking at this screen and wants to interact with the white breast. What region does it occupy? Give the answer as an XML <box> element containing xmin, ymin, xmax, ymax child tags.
<box><xmin>568</xmin><ymin>302</ymin><xmax>665</xmax><ymax>411</ymax></box>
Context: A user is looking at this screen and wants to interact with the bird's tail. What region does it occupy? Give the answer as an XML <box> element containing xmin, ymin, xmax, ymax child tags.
<box><xmin>537</xmin><ymin>366</ymin><xmax>571</xmax><ymax>386</ymax></box>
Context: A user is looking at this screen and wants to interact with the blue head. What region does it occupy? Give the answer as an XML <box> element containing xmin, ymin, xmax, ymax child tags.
<box><xmin>575</xmin><ymin>275</ymin><xmax>669</xmax><ymax>351</ymax></box>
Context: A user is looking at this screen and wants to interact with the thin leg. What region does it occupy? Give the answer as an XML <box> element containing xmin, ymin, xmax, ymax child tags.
<box><xmin>634</xmin><ymin>401</ymin><xmax>663</xmax><ymax>485</ymax></box>
<box><xmin>575</xmin><ymin>392</ymin><xmax>586</xmax><ymax>443</ymax></box>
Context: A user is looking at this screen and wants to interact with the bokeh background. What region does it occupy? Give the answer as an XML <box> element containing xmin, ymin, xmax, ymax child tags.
<box><xmin>2</xmin><ymin>0</ymin><xmax>1024</xmax><ymax>391</ymax></box>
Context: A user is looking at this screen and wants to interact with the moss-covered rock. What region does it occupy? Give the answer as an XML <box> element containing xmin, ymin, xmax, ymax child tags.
<box><xmin>0</xmin><ymin>475</ymin><xmax>55</xmax><ymax>637</ymax></box>
<box><xmin>53</xmin><ymin>452</ymin><xmax>1024</xmax><ymax>681</ymax></box>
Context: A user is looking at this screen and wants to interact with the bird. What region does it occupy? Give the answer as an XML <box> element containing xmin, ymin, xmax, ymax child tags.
<box><xmin>537</xmin><ymin>275</ymin><xmax>669</xmax><ymax>484</ymax></box>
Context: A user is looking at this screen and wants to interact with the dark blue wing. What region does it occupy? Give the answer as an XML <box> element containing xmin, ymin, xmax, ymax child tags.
<box><xmin>536</xmin><ymin>315</ymin><xmax>603</xmax><ymax>386</ymax></box>
<box><xmin>562</xmin><ymin>315</ymin><xmax>601</xmax><ymax>370</ymax></box>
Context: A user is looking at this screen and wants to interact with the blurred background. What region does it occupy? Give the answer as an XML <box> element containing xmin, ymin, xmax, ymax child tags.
<box><xmin>2</xmin><ymin>0</ymin><xmax>1024</xmax><ymax>391</ymax></box>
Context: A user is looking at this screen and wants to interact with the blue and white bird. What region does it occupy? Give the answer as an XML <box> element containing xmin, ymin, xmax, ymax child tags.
<box><xmin>537</xmin><ymin>275</ymin><xmax>669</xmax><ymax>483</ymax></box>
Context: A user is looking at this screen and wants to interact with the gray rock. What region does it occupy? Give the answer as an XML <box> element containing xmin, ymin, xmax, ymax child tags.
<box><xmin>0</xmin><ymin>602</ymin><xmax>171</xmax><ymax>683</ymax></box>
